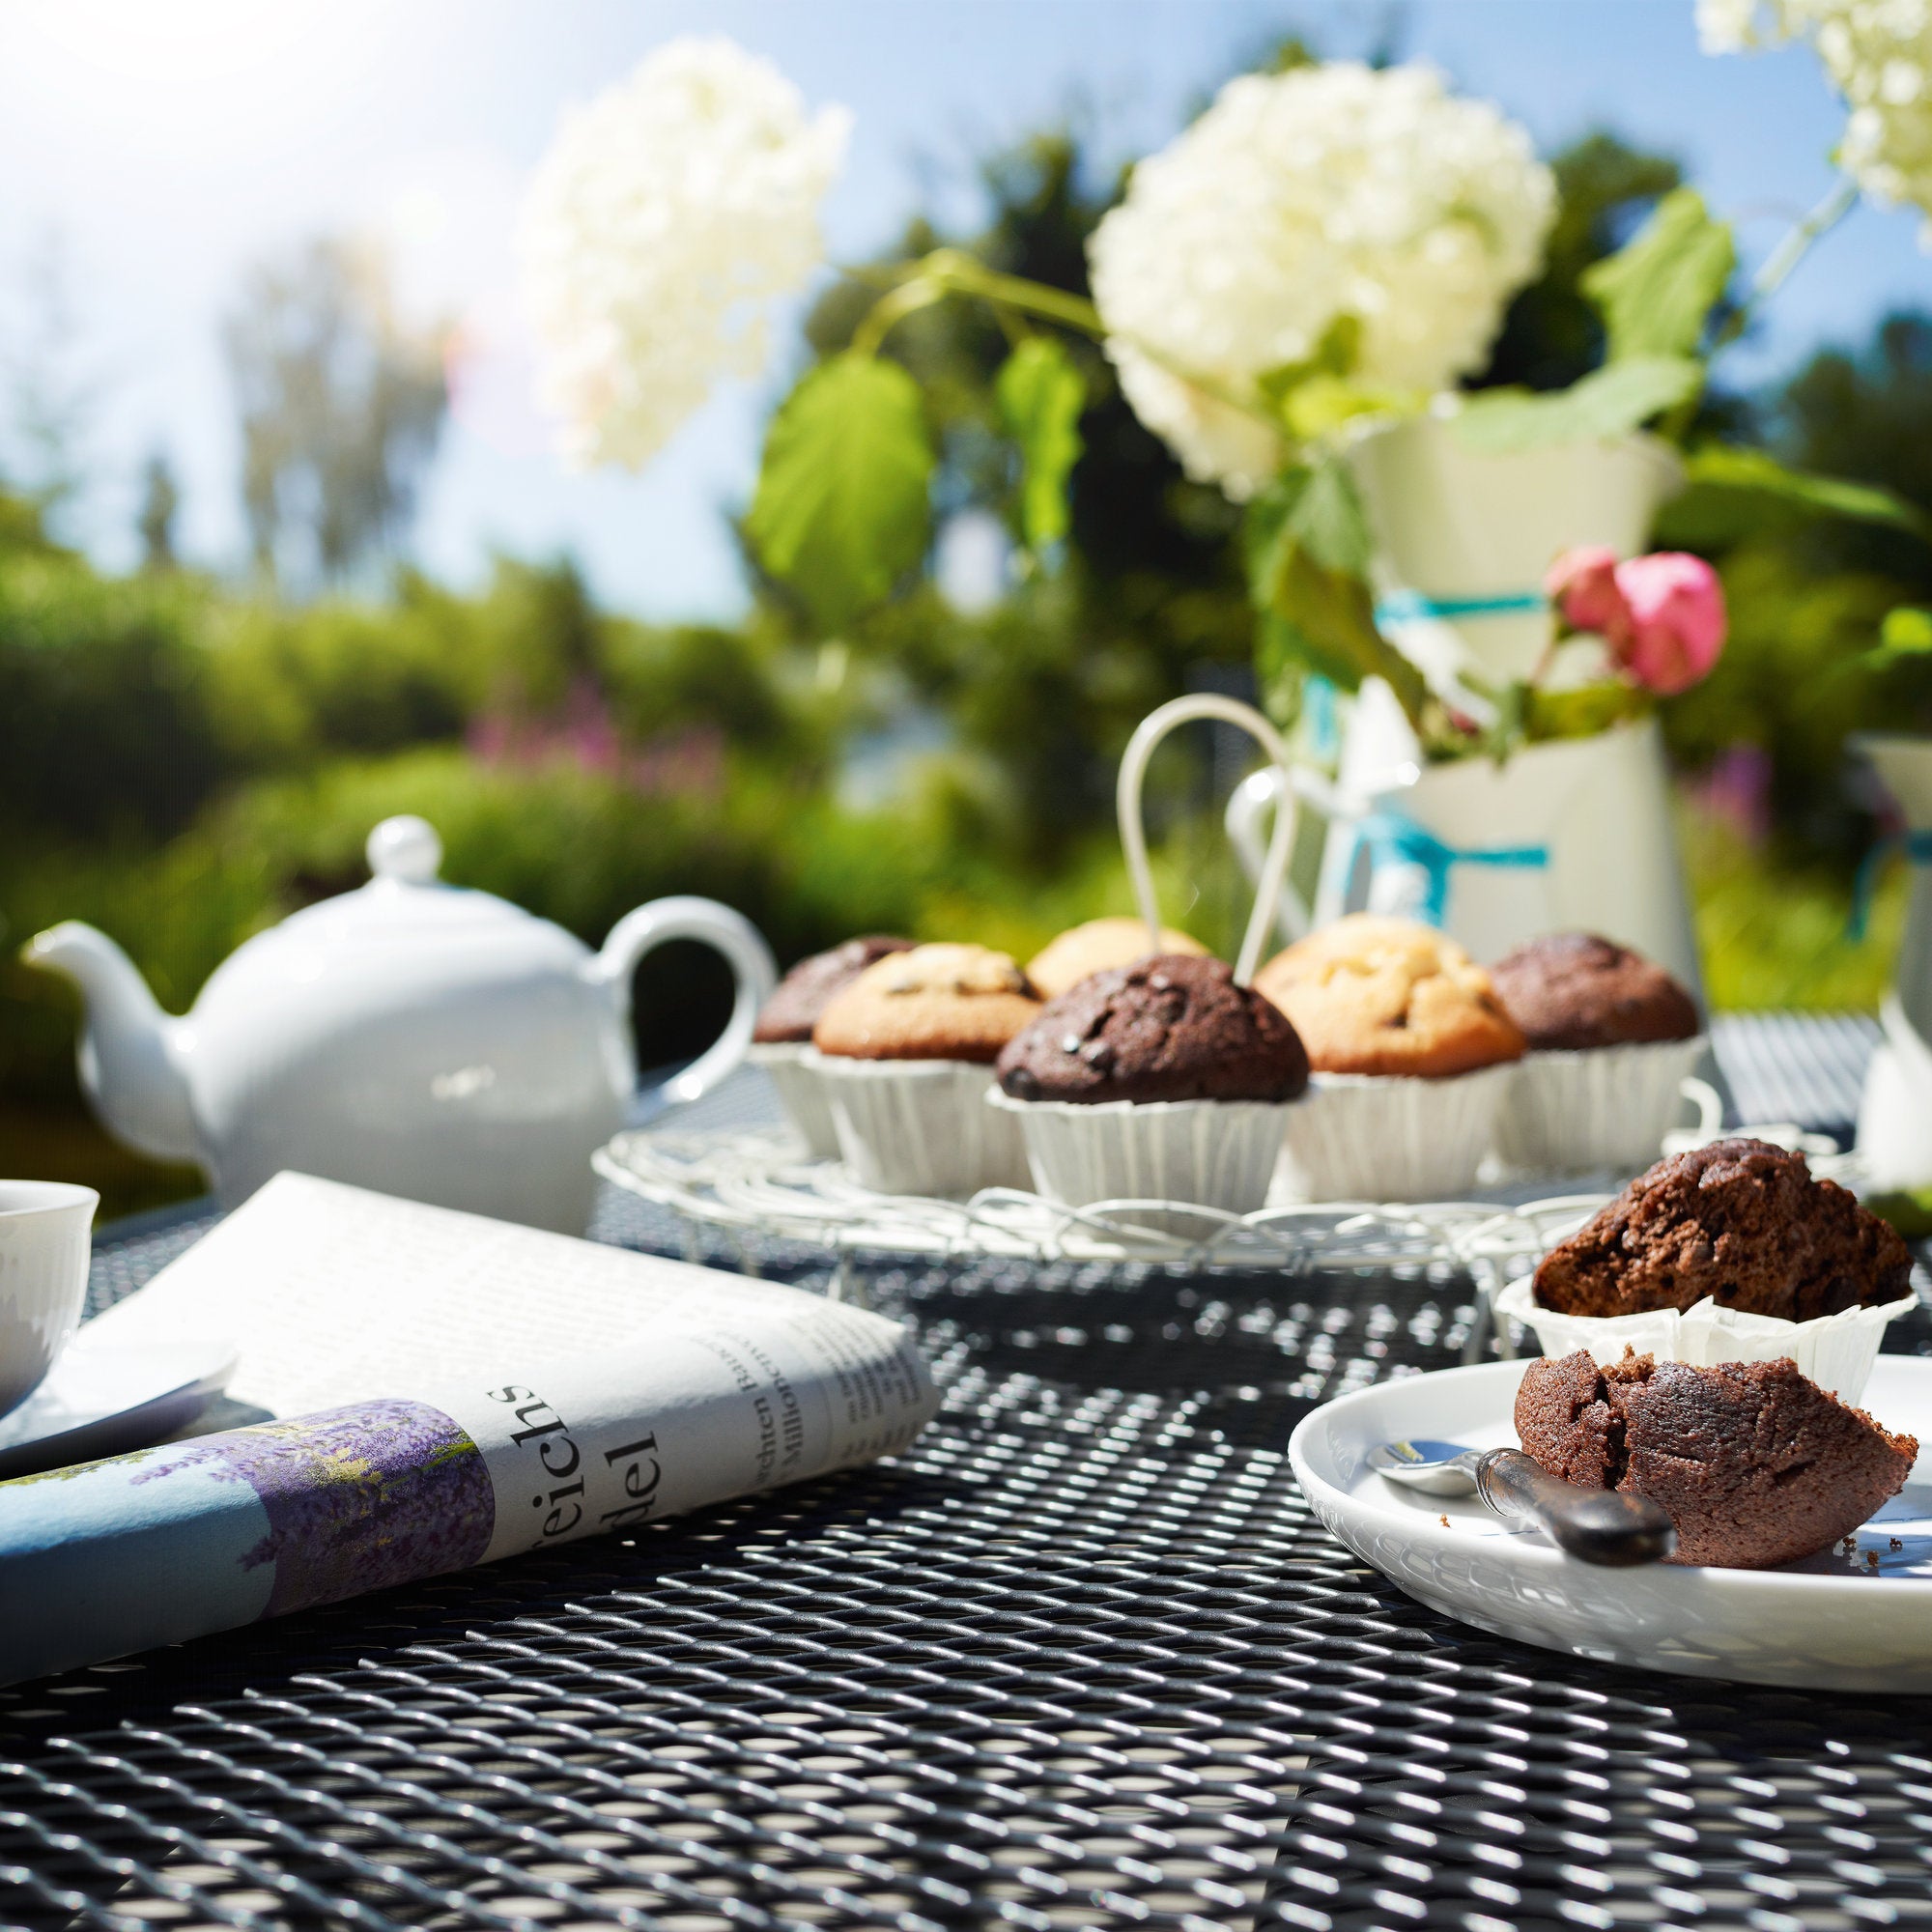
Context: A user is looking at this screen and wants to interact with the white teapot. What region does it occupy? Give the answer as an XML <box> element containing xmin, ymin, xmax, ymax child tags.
<box><xmin>25</xmin><ymin>814</ymin><xmax>777</xmax><ymax>1234</ymax></box>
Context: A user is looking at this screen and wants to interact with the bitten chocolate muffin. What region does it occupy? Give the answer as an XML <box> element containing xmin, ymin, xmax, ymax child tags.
<box><xmin>753</xmin><ymin>936</ymin><xmax>914</xmax><ymax>1044</ymax></box>
<box><xmin>1534</xmin><ymin>1138</ymin><xmax>1913</xmax><ymax>1321</ymax></box>
<box><xmin>1517</xmin><ymin>1348</ymin><xmax>1918</xmax><ymax>1569</ymax></box>
<box><xmin>995</xmin><ymin>954</ymin><xmax>1309</xmax><ymax>1105</ymax></box>
<box><xmin>1491</xmin><ymin>931</ymin><xmax>1700</xmax><ymax>1051</ymax></box>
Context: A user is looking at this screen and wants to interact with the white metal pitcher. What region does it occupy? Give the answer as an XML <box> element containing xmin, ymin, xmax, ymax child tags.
<box><xmin>1853</xmin><ymin>734</ymin><xmax>1932</xmax><ymax>1188</ymax></box>
<box><xmin>1228</xmin><ymin>715</ymin><xmax>1702</xmax><ymax>991</ymax></box>
<box><xmin>1226</xmin><ymin>411</ymin><xmax>1703</xmax><ymax>993</ymax></box>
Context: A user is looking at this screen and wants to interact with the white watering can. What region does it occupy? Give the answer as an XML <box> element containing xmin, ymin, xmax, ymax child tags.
<box><xmin>1226</xmin><ymin>411</ymin><xmax>1703</xmax><ymax>994</ymax></box>
<box><xmin>24</xmin><ymin>814</ymin><xmax>779</xmax><ymax>1234</ymax></box>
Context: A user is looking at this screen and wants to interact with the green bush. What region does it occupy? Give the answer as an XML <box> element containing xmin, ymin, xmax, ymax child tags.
<box><xmin>0</xmin><ymin>552</ymin><xmax>224</xmax><ymax>840</ymax></box>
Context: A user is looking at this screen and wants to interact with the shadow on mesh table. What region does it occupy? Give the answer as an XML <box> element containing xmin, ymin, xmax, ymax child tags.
<box><xmin>900</xmin><ymin>1262</ymin><xmax>1486</xmax><ymax>1400</ymax></box>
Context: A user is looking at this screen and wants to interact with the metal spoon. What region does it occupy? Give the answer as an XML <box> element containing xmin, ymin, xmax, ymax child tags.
<box><xmin>1370</xmin><ymin>1438</ymin><xmax>1677</xmax><ymax>1567</ymax></box>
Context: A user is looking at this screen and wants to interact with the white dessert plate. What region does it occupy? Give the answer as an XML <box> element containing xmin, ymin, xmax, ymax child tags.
<box><xmin>0</xmin><ymin>1330</ymin><xmax>236</xmax><ymax>1480</ymax></box>
<box><xmin>1289</xmin><ymin>1354</ymin><xmax>1932</xmax><ymax>1691</ymax></box>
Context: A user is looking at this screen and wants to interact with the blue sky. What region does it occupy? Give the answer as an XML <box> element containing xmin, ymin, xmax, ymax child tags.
<box><xmin>0</xmin><ymin>0</ymin><xmax>1925</xmax><ymax>620</ymax></box>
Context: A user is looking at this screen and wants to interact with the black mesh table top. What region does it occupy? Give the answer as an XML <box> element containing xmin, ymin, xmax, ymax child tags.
<box><xmin>5</xmin><ymin>1013</ymin><xmax>1931</xmax><ymax>1931</ymax></box>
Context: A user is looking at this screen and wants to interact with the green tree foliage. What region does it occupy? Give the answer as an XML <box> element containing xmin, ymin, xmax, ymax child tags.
<box><xmin>1661</xmin><ymin>311</ymin><xmax>1932</xmax><ymax>858</ymax></box>
<box><xmin>226</xmin><ymin>239</ymin><xmax>447</xmax><ymax>590</ymax></box>
<box><xmin>1778</xmin><ymin>313</ymin><xmax>1932</xmax><ymax>595</ymax></box>
<box><xmin>136</xmin><ymin>452</ymin><xmax>181</xmax><ymax>572</ymax></box>
<box><xmin>0</xmin><ymin>540</ymin><xmax>221</xmax><ymax>841</ymax></box>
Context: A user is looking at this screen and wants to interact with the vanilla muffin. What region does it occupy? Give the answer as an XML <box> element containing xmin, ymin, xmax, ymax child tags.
<box><xmin>1257</xmin><ymin>915</ymin><xmax>1523</xmax><ymax>1201</ymax></box>
<box><xmin>1254</xmin><ymin>915</ymin><xmax>1524</xmax><ymax>1077</ymax></box>
<box><xmin>806</xmin><ymin>945</ymin><xmax>1042</xmax><ymax>1196</ymax></box>
<box><xmin>1027</xmin><ymin>918</ymin><xmax>1210</xmax><ymax>1002</ymax></box>
<box><xmin>812</xmin><ymin>944</ymin><xmax>1041</xmax><ymax>1063</ymax></box>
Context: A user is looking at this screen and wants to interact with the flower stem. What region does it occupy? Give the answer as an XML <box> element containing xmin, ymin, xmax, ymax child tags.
<box><xmin>843</xmin><ymin>247</ymin><xmax>1106</xmax><ymax>356</ymax></box>
<box><xmin>1661</xmin><ymin>173</ymin><xmax>1858</xmax><ymax>440</ymax></box>
<box><xmin>1750</xmin><ymin>173</ymin><xmax>1860</xmax><ymax>306</ymax></box>
<box><xmin>1705</xmin><ymin>173</ymin><xmax>1860</xmax><ymax>365</ymax></box>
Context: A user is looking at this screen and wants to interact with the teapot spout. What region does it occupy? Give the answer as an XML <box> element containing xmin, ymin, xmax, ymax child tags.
<box><xmin>22</xmin><ymin>923</ymin><xmax>198</xmax><ymax>1164</ymax></box>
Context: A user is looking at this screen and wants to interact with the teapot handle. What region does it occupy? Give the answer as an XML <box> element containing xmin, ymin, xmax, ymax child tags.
<box><xmin>1117</xmin><ymin>694</ymin><xmax>1300</xmax><ymax>987</ymax></box>
<box><xmin>592</xmin><ymin>898</ymin><xmax>779</xmax><ymax>1108</ymax></box>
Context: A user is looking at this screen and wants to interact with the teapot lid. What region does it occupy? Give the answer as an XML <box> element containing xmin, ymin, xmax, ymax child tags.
<box><xmin>272</xmin><ymin>816</ymin><xmax>548</xmax><ymax>946</ymax></box>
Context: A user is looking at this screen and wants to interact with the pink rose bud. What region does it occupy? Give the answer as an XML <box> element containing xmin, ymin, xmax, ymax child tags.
<box><xmin>1545</xmin><ymin>545</ymin><xmax>1631</xmax><ymax>641</ymax></box>
<box><xmin>1610</xmin><ymin>553</ymin><xmax>1727</xmax><ymax>695</ymax></box>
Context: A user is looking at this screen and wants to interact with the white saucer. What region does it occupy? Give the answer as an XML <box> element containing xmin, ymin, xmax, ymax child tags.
<box><xmin>1290</xmin><ymin>1355</ymin><xmax>1932</xmax><ymax>1691</ymax></box>
<box><xmin>0</xmin><ymin>1330</ymin><xmax>236</xmax><ymax>1480</ymax></box>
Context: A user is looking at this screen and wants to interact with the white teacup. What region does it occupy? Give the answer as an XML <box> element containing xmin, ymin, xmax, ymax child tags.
<box><xmin>0</xmin><ymin>1181</ymin><xmax>98</xmax><ymax>1418</ymax></box>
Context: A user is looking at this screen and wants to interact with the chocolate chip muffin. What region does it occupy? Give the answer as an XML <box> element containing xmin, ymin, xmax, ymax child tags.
<box><xmin>753</xmin><ymin>936</ymin><xmax>915</xmax><ymax>1044</ymax></box>
<box><xmin>1517</xmin><ymin>1348</ymin><xmax>1918</xmax><ymax>1569</ymax></box>
<box><xmin>995</xmin><ymin>954</ymin><xmax>1308</xmax><ymax>1105</ymax></box>
<box><xmin>1533</xmin><ymin>1139</ymin><xmax>1913</xmax><ymax>1321</ymax></box>
<box><xmin>812</xmin><ymin>944</ymin><xmax>1041</xmax><ymax>1065</ymax></box>
<box><xmin>1026</xmin><ymin>919</ymin><xmax>1211</xmax><ymax>1003</ymax></box>
<box><xmin>1491</xmin><ymin>931</ymin><xmax>1700</xmax><ymax>1051</ymax></box>
<box><xmin>1254</xmin><ymin>915</ymin><xmax>1525</xmax><ymax>1078</ymax></box>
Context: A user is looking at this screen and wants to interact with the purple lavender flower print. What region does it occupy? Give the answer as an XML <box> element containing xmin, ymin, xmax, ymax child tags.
<box><xmin>133</xmin><ymin>1401</ymin><xmax>495</xmax><ymax>1614</ymax></box>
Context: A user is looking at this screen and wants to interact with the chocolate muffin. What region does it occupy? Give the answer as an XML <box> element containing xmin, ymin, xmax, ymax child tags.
<box><xmin>753</xmin><ymin>936</ymin><xmax>914</xmax><ymax>1044</ymax></box>
<box><xmin>995</xmin><ymin>954</ymin><xmax>1309</xmax><ymax>1105</ymax></box>
<box><xmin>1491</xmin><ymin>931</ymin><xmax>1700</xmax><ymax>1051</ymax></box>
<box><xmin>1517</xmin><ymin>1348</ymin><xmax>1918</xmax><ymax>1569</ymax></box>
<box><xmin>1534</xmin><ymin>1139</ymin><xmax>1913</xmax><ymax>1321</ymax></box>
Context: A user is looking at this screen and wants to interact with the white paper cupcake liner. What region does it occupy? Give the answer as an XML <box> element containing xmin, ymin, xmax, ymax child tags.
<box><xmin>748</xmin><ymin>1042</ymin><xmax>840</xmax><ymax>1158</ymax></box>
<box><xmin>1493</xmin><ymin>1273</ymin><xmax>1918</xmax><ymax>1406</ymax></box>
<box><xmin>1276</xmin><ymin>1062</ymin><xmax>1518</xmax><ymax>1202</ymax></box>
<box><xmin>987</xmin><ymin>1090</ymin><xmax>1294</xmax><ymax>1231</ymax></box>
<box><xmin>1492</xmin><ymin>1036</ymin><xmax>1708</xmax><ymax>1176</ymax></box>
<box><xmin>803</xmin><ymin>1048</ymin><xmax>1032</xmax><ymax>1198</ymax></box>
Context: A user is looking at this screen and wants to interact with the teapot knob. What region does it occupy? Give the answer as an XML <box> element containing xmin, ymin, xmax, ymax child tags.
<box><xmin>367</xmin><ymin>815</ymin><xmax>442</xmax><ymax>885</ymax></box>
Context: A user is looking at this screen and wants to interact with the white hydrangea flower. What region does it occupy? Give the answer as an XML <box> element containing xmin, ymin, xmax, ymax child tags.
<box><xmin>1087</xmin><ymin>62</ymin><xmax>1555</xmax><ymax>498</ymax></box>
<box><xmin>1700</xmin><ymin>0</ymin><xmax>1932</xmax><ymax>243</ymax></box>
<box><xmin>520</xmin><ymin>37</ymin><xmax>850</xmax><ymax>469</ymax></box>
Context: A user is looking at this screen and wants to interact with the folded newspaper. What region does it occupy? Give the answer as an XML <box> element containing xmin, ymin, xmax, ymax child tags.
<box><xmin>0</xmin><ymin>1174</ymin><xmax>939</xmax><ymax>1685</ymax></box>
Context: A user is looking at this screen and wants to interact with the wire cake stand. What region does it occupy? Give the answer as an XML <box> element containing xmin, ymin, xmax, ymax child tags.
<box><xmin>594</xmin><ymin>1123</ymin><xmax>1614</xmax><ymax>1280</ymax></box>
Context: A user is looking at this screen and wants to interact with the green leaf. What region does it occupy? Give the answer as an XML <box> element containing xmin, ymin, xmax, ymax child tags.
<box><xmin>1282</xmin><ymin>452</ymin><xmax>1375</xmax><ymax>576</ymax></box>
<box><xmin>1451</xmin><ymin>355</ymin><xmax>1703</xmax><ymax>456</ymax></box>
<box><xmin>1866</xmin><ymin>1188</ymin><xmax>1932</xmax><ymax>1238</ymax></box>
<box><xmin>1243</xmin><ymin>458</ymin><xmax>1428</xmax><ymax>723</ymax></box>
<box><xmin>1863</xmin><ymin>606</ymin><xmax>1932</xmax><ymax>671</ymax></box>
<box><xmin>1253</xmin><ymin>316</ymin><xmax>1422</xmax><ymax>443</ymax></box>
<box><xmin>1654</xmin><ymin>443</ymin><xmax>1932</xmax><ymax>549</ymax></box>
<box><xmin>1883</xmin><ymin>606</ymin><xmax>1932</xmax><ymax>653</ymax></box>
<box><xmin>995</xmin><ymin>337</ymin><xmax>1085</xmax><ymax>554</ymax></box>
<box><xmin>1581</xmin><ymin>187</ymin><xmax>1736</xmax><ymax>363</ymax></box>
<box><xmin>747</xmin><ymin>352</ymin><xmax>935</xmax><ymax>633</ymax></box>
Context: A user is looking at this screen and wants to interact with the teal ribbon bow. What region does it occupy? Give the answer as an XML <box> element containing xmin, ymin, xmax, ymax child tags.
<box><xmin>1849</xmin><ymin>829</ymin><xmax>1932</xmax><ymax>941</ymax></box>
<box><xmin>1349</xmin><ymin>812</ymin><xmax>1550</xmax><ymax>927</ymax></box>
<box><xmin>1374</xmin><ymin>588</ymin><xmax>1548</xmax><ymax>627</ymax></box>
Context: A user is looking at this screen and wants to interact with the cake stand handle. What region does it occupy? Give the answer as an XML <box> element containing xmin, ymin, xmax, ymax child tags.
<box><xmin>1117</xmin><ymin>694</ymin><xmax>1297</xmax><ymax>987</ymax></box>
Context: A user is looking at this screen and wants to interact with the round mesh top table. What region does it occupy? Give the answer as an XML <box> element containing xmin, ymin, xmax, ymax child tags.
<box><xmin>4</xmin><ymin>1013</ymin><xmax>1929</xmax><ymax>1932</ymax></box>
